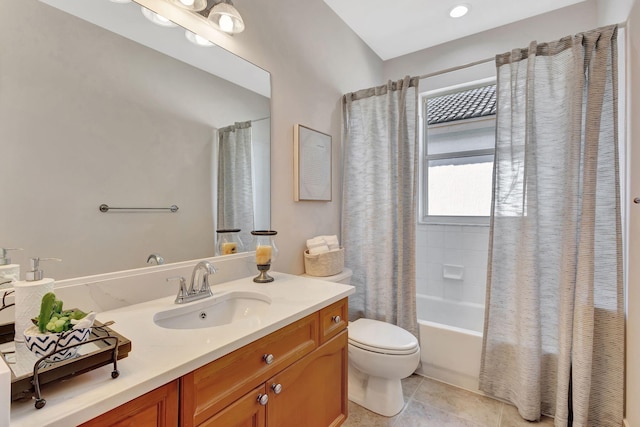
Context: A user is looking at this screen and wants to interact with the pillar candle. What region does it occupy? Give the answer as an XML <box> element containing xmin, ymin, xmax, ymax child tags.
<box><xmin>256</xmin><ymin>245</ymin><xmax>272</xmax><ymax>265</ymax></box>
<box><xmin>221</xmin><ymin>242</ymin><xmax>238</xmax><ymax>255</ymax></box>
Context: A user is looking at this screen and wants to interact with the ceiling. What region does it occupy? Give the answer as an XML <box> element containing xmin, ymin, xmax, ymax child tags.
<box><xmin>323</xmin><ymin>0</ymin><xmax>588</xmax><ymax>60</ymax></box>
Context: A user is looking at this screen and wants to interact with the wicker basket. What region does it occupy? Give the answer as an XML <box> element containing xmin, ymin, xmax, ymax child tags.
<box><xmin>303</xmin><ymin>248</ymin><xmax>344</xmax><ymax>277</ymax></box>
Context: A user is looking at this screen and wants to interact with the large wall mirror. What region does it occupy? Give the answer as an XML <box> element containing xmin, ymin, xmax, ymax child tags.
<box><xmin>0</xmin><ymin>0</ymin><xmax>271</xmax><ymax>280</ymax></box>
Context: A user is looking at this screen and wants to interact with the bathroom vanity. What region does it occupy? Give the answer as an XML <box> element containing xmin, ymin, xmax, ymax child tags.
<box><xmin>7</xmin><ymin>271</ymin><xmax>353</xmax><ymax>426</ymax></box>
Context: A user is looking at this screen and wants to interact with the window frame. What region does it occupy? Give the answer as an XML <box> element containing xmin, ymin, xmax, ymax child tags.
<box><xmin>419</xmin><ymin>80</ymin><xmax>496</xmax><ymax>226</ymax></box>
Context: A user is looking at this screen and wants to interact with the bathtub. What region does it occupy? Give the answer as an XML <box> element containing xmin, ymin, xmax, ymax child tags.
<box><xmin>416</xmin><ymin>294</ymin><xmax>485</xmax><ymax>391</ymax></box>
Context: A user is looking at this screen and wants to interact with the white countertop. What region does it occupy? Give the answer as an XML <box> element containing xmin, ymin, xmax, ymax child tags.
<box><xmin>9</xmin><ymin>272</ymin><xmax>354</xmax><ymax>426</ymax></box>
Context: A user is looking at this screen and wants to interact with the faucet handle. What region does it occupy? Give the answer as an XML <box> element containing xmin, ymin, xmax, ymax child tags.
<box><xmin>167</xmin><ymin>276</ymin><xmax>188</xmax><ymax>303</ymax></box>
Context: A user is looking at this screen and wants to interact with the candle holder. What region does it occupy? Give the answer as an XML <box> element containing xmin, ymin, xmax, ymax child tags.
<box><xmin>251</xmin><ymin>230</ymin><xmax>277</xmax><ymax>283</ymax></box>
<box><xmin>216</xmin><ymin>229</ymin><xmax>244</xmax><ymax>256</ymax></box>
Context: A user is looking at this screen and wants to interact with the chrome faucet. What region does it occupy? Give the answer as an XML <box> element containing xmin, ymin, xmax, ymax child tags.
<box><xmin>147</xmin><ymin>253</ymin><xmax>165</xmax><ymax>265</ymax></box>
<box><xmin>167</xmin><ymin>261</ymin><xmax>216</xmax><ymax>304</ymax></box>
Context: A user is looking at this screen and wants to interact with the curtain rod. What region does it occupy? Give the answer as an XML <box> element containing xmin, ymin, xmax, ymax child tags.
<box><xmin>251</xmin><ymin>116</ymin><xmax>270</xmax><ymax>122</ymax></box>
<box><xmin>412</xmin><ymin>21</ymin><xmax>626</xmax><ymax>81</ymax></box>
<box><xmin>413</xmin><ymin>56</ymin><xmax>494</xmax><ymax>81</ymax></box>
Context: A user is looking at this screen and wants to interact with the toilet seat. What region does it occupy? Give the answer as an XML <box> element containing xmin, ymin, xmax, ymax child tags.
<box><xmin>348</xmin><ymin>318</ymin><xmax>419</xmax><ymax>355</ymax></box>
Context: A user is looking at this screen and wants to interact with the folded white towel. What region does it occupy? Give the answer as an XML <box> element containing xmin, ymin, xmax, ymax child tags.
<box><xmin>320</xmin><ymin>235</ymin><xmax>340</xmax><ymax>250</ymax></box>
<box><xmin>307</xmin><ymin>237</ymin><xmax>330</xmax><ymax>255</ymax></box>
<box><xmin>308</xmin><ymin>245</ymin><xmax>330</xmax><ymax>255</ymax></box>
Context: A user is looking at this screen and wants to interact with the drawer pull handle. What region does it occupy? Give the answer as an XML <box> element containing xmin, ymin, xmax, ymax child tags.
<box><xmin>271</xmin><ymin>383</ymin><xmax>283</xmax><ymax>394</ymax></box>
<box><xmin>257</xmin><ymin>394</ymin><xmax>269</xmax><ymax>406</ymax></box>
<box><xmin>263</xmin><ymin>353</ymin><xmax>275</xmax><ymax>365</ymax></box>
<box><xmin>332</xmin><ymin>315</ymin><xmax>341</xmax><ymax>324</ymax></box>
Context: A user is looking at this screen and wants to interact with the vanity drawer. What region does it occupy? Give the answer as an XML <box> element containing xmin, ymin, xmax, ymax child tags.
<box><xmin>319</xmin><ymin>298</ymin><xmax>348</xmax><ymax>344</ymax></box>
<box><xmin>181</xmin><ymin>312</ymin><xmax>318</xmax><ymax>426</ymax></box>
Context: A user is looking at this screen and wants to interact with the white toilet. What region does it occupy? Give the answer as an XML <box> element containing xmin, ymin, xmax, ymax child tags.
<box><xmin>303</xmin><ymin>268</ymin><xmax>421</xmax><ymax>417</ymax></box>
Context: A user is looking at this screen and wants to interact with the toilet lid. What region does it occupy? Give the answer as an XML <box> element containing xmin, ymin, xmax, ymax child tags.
<box><xmin>348</xmin><ymin>318</ymin><xmax>419</xmax><ymax>355</ymax></box>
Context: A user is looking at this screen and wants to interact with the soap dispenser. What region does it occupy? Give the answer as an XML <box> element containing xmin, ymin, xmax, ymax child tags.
<box><xmin>0</xmin><ymin>247</ymin><xmax>23</xmax><ymax>287</ymax></box>
<box><xmin>13</xmin><ymin>257</ymin><xmax>61</xmax><ymax>342</ymax></box>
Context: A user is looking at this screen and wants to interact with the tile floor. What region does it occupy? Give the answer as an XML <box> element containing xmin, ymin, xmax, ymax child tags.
<box><xmin>343</xmin><ymin>375</ymin><xmax>555</xmax><ymax>427</ymax></box>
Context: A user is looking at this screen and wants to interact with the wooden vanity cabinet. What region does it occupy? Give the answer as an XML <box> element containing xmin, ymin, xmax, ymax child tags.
<box><xmin>82</xmin><ymin>298</ymin><xmax>348</xmax><ymax>427</ymax></box>
<box><xmin>79</xmin><ymin>380</ymin><xmax>178</xmax><ymax>427</ymax></box>
<box><xmin>182</xmin><ymin>298</ymin><xmax>349</xmax><ymax>427</ymax></box>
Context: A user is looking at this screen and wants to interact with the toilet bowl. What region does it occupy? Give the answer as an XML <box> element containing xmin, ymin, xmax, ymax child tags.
<box><xmin>348</xmin><ymin>318</ymin><xmax>420</xmax><ymax>416</ymax></box>
<box><xmin>302</xmin><ymin>268</ymin><xmax>421</xmax><ymax>417</ymax></box>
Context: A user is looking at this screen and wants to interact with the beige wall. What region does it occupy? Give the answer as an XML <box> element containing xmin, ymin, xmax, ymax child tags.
<box><xmin>231</xmin><ymin>0</ymin><xmax>384</xmax><ymax>274</ymax></box>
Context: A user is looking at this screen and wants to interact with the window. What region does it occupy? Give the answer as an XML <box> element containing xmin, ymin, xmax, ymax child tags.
<box><xmin>421</xmin><ymin>82</ymin><xmax>496</xmax><ymax>224</ymax></box>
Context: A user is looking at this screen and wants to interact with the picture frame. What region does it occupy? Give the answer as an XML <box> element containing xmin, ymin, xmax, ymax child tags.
<box><xmin>293</xmin><ymin>124</ymin><xmax>332</xmax><ymax>201</ymax></box>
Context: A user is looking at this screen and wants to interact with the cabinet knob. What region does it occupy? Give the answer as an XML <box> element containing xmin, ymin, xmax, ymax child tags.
<box><xmin>257</xmin><ymin>394</ymin><xmax>269</xmax><ymax>406</ymax></box>
<box><xmin>271</xmin><ymin>383</ymin><xmax>283</xmax><ymax>394</ymax></box>
<box><xmin>332</xmin><ymin>315</ymin><xmax>341</xmax><ymax>324</ymax></box>
<box><xmin>263</xmin><ymin>353</ymin><xmax>275</xmax><ymax>365</ymax></box>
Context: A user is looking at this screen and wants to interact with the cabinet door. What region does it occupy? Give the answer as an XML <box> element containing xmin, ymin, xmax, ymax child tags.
<box><xmin>79</xmin><ymin>380</ymin><xmax>178</xmax><ymax>427</ymax></box>
<box><xmin>198</xmin><ymin>384</ymin><xmax>266</xmax><ymax>427</ymax></box>
<box><xmin>266</xmin><ymin>331</ymin><xmax>347</xmax><ymax>427</ymax></box>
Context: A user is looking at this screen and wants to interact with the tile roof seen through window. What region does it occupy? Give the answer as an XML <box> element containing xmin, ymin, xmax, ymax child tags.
<box><xmin>427</xmin><ymin>84</ymin><xmax>496</xmax><ymax>125</ymax></box>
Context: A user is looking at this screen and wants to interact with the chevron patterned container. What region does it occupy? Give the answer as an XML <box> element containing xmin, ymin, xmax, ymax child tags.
<box><xmin>23</xmin><ymin>326</ymin><xmax>92</xmax><ymax>362</ymax></box>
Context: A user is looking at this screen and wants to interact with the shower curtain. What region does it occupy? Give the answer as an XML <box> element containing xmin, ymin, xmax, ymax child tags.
<box><xmin>217</xmin><ymin>121</ymin><xmax>254</xmax><ymax>250</ymax></box>
<box><xmin>342</xmin><ymin>76</ymin><xmax>419</xmax><ymax>337</ymax></box>
<box><xmin>479</xmin><ymin>26</ymin><xmax>623</xmax><ymax>427</ymax></box>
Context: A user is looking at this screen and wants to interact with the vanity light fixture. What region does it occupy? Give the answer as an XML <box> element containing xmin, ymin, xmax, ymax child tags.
<box><xmin>185</xmin><ymin>30</ymin><xmax>214</xmax><ymax>47</ymax></box>
<box><xmin>167</xmin><ymin>0</ymin><xmax>208</xmax><ymax>12</ymax></box>
<box><xmin>208</xmin><ymin>0</ymin><xmax>245</xmax><ymax>34</ymax></box>
<box><xmin>449</xmin><ymin>4</ymin><xmax>470</xmax><ymax>18</ymax></box>
<box><xmin>141</xmin><ymin>6</ymin><xmax>178</xmax><ymax>27</ymax></box>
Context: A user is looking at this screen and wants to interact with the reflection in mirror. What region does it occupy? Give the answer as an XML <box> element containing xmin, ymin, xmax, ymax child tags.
<box><xmin>0</xmin><ymin>0</ymin><xmax>271</xmax><ymax>280</ymax></box>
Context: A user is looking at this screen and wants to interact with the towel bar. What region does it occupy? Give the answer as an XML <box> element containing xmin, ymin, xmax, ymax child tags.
<box><xmin>99</xmin><ymin>204</ymin><xmax>179</xmax><ymax>213</ymax></box>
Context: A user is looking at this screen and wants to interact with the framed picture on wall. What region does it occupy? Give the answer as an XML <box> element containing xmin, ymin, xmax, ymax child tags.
<box><xmin>294</xmin><ymin>124</ymin><xmax>332</xmax><ymax>201</ymax></box>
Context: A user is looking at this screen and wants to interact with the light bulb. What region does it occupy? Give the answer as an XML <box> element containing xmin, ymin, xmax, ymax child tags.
<box><xmin>449</xmin><ymin>5</ymin><xmax>469</xmax><ymax>18</ymax></box>
<box><xmin>185</xmin><ymin>30</ymin><xmax>214</xmax><ymax>47</ymax></box>
<box><xmin>219</xmin><ymin>14</ymin><xmax>234</xmax><ymax>33</ymax></box>
<box><xmin>180</xmin><ymin>0</ymin><xmax>195</xmax><ymax>6</ymax></box>
<box><xmin>141</xmin><ymin>7</ymin><xmax>177</xmax><ymax>27</ymax></box>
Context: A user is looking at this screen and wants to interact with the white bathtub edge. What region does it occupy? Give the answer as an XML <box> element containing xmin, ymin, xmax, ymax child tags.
<box><xmin>417</xmin><ymin>363</ymin><xmax>481</xmax><ymax>392</ymax></box>
<box><xmin>417</xmin><ymin>319</ymin><xmax>483</xmax><ymax>393</ymax></box>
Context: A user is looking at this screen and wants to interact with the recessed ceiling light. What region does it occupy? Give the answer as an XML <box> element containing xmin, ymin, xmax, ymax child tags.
<box><xmin>449</xmin><ymin>4</ymin><xmax>469</xmax><ymax>18</ymax></box>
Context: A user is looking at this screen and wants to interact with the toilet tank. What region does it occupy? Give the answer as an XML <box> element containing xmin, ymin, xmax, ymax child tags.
<box><xmin>302</xmin><ymin>267</ymin><xmax>352</xmax><ymax>284</ymax></box>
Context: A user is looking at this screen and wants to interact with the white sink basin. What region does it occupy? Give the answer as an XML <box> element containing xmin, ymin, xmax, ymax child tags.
<box><xmin>153</xmin><ymin>290</ymin><xmax>272</xmax><ymax>330</ymax></box>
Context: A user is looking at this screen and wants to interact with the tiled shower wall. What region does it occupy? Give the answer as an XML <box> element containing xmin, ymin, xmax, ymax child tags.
<box><xmin>416</xmin><ymin>224</ymin><xmax>490</xmax><ymax>307</ymax></box>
